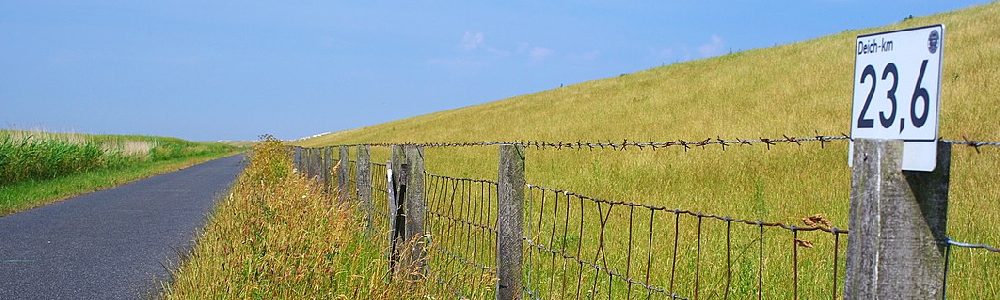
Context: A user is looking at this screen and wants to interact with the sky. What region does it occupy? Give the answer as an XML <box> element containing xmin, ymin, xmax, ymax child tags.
<box><xmin>1</xmin><ymin>0</ymin><xmax>994</xmax><ymax>142</ymax></box>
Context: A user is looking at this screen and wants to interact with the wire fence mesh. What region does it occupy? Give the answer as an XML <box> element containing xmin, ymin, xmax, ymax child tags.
<box><xmin>291</xmin><ymin>134</ymin><xmax>1000</xmax><ymax>299</ymax></box>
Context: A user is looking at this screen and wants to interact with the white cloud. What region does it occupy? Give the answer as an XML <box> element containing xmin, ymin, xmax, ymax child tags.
<box><xmin>697</xmin><ymin>34</ymin><xmax>725</xmax><ymax>58</ymax></box>
<box><xmin>460</xmin><ymin>31</ymin><xmax>484</xmax><ymax>50</ymax></box>
<box><xmin>529</xmin><ymin>47</ymin><xmax>554</xmax><ymax>61</ymax></box>
<box><xmin>569</xmin><ymin>50</ymin><xmax>601</xmax><ymax>62</ymax></box>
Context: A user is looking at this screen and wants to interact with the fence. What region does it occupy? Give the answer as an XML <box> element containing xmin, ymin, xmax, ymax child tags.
<box><xmin>292</xmin><ymin>135</ymin><xmax>1000</xmax><ymax>299</ymax></box>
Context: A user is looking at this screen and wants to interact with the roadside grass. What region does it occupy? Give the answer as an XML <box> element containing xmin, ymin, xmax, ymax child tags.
<box><xmin>0</xmin><ymin>130</ymin><xmax>241</xmax><ymax>215</ymax></box>
<box><xmin>162</xmin><ymin>137</ymin><xmax>494</xmax><ymax>299</ymax></box>
<box><xmin>294</xmin><ymin>3</ymin><xmax>1000</xmax><ymax>299</ymax></box>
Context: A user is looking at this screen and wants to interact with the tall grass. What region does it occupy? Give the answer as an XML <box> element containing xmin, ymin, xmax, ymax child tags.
<box><xmin>0</xmin><ymin>130</ymin><xmax>238</xmax><ymax>186</ymax></box>
<box><xmin>0</xmin><ymin>129</ymin><xmax>241</xmax><ymax>215</ymax></box>
<box><xmin>0</xmin><ymin>131</ymin><xmax>136</xmax><ymax>185</ymax></box>
<box><xmin>163</xmin><ymin>136</ymin><xmax>493</xmax><ymax>299</ymax></box>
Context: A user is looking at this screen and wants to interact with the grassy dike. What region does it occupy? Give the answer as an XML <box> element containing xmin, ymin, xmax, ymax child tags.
<box><xmin>162</xmin><ymin>137</ymin><xmax>448</xmax><ymax>299</ymax></box>
<box><xmin>292</xmin><ymin>3</ymin><xmax>1000</xmax><ymax>298</ymax></box>
<box><xmin>0</xmin><ymin>130</ymin><xmax>240</xmax><ymax>215</ymax></box>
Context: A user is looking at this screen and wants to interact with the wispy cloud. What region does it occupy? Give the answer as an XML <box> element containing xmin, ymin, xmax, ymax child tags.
<box><xmin>529</xmin><ymin>47</ymin><xmax>554</xmax><ymax>61</ymax></box>
<box><xmin>460</xmin><ymin>31</ymin><xmax>485</xmax><ymax>50</ymax></box>
<box><xmin>568</xmin><ymin>50</ymin><xmax>601</xmax><ymax>62</ymax></box>
<box><xmin>697</xmin><ymin>34</ymin><xmax>725</xmax><ymax>57</ymax></box>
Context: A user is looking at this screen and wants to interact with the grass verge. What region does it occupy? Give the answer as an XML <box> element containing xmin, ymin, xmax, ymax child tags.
<box><xmin>163</xmin><ymin>136</ymin><xmax>491</xmax><ymax>299</ymax></box>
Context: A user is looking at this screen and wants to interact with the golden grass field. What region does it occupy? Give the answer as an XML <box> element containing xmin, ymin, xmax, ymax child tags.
<box><xmin>168</xmin><ymin>3</ymin><xmax>999</xmax><ymax>299</ymax></box>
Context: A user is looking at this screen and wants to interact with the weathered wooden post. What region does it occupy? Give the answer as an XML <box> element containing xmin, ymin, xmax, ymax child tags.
<box><xmin>293</xmin><ymin>146</ymin><xmax>302</xmax><ymax>172</ymax></box>
<box><xmin>302</xmin><ymin>148</ymin><xmax>312</xmax><ymax>177</ymax></box>
<box><xmin>313</xmin><ymin>148</ymin><xmax>320</xmax><ymax>179</ymax></box>
<box><xmin>338</xmin><ymin>146</ymin><xmax>350</xmax><ymax>202</ymax></box>
<box><xmin>388</xmin><ymin>145</ymin><xmax>407</xmax><ymax>275</ymax></box>
<box><xmin>497</xmin><ymin>144</ymin><xmax>525</xmax><ymax>300</ymax></box>
<box><xmin>307</xmin><ymin>148</ymin><xmax>316</xmax><ymax>178</ymax></box>
<box><xmin>323</xmin><ymin>146</ymin><xmax>333</xmax><ymax>193</ymax></box>
<box><xmin>299</xmin><ymin>147</ymin><xmax>307</xmax><ymax>176</ymax></box>
<box><xmin>404</xmin><ymin>145</ymin><xmax>426</xmax><ymax>277</ymax></box>
<box><xmin>356</xmin><ymin>145</ymin><xmax>373</xmax><ymax>237</ymax></box>
<box><xmin>845</xmin><ymin>140</ymin><xmax>951</xmax><ymax>299</ymax></box>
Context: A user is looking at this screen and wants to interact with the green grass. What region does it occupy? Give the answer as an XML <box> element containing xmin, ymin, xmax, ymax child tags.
<box><xmin>289</xmin><ymin>2</ymin><xmax>1000</xmax><ymax>299</ymax></box>
<box><xmin>0</xmin><ymin>130</ymin><xmax>241</xmax><ymax>215</ymax></box>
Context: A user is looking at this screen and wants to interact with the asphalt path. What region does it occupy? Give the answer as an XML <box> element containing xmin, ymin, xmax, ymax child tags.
<box><xmin>0</xmin><ymin>154</ymin><xmax>245</xmax><ymax>299</ymax></box>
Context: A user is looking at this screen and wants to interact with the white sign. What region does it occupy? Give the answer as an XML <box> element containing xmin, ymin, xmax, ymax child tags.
<box><xmin>850</xmin><ymin>24</ymin><xmax>944</xmax><ymax>171</ymax></box>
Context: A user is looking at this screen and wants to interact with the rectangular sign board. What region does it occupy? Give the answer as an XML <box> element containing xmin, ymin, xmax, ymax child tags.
<box><xmin>850</xmin><ymin>24</ymin><xmax>944</xmax><ymax>171</ymax></box>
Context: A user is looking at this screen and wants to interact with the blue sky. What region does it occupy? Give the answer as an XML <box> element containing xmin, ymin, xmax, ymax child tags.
<box><xmin>1</xmin><ymin>0</ymin><xmax>993</xmax><ymax>141</ymax></box>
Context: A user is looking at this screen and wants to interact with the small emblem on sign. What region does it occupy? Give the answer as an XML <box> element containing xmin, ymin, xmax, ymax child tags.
<box><xmin>928</xmin><ymin>30</ymin><xmax>940</xmax><ymax>54</ymax></box>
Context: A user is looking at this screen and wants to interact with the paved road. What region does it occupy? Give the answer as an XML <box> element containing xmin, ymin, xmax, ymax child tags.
<box><xmin>0</xmin><ymin>154</ymin><xmax>244</xmax><ymax>299</ymax></box>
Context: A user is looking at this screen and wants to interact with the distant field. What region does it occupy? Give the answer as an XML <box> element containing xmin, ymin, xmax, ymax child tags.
<box><xmin>293</xmin><ymin>2</ymin><xmax>1000</xmax><ymax>298</ymax></box>
<box><xmin>0</xmin><ymin>129</ymin><xmax>241</xmax><ymax>215</ymax></box>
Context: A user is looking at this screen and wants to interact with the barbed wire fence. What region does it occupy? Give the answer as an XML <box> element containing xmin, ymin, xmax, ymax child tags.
<box><xmin>291</xmin><ymin>134</ymin><xmax>1000</xmax><ymax>299</ymax></box>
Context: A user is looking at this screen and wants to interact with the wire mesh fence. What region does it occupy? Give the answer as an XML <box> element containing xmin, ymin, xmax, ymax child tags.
<box><xmin>521</xmin><ymin>184</ymin><xmax>848</xmax><ymax>300</ymax></box>
<box><xmin>424</xmin><ymin>172</ymin><xmax>500</xmax><ymax>298</ymax></box>
<box><xmin>291</xmin><ymin>135</ymin><xmax>1000</xmax><ymax>299</ymax></box>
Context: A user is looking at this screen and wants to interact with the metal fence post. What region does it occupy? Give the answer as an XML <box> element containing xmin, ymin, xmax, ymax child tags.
<box><xmin>356</xmin><ymin>145</ymin><xmax>373</xmax><ymax>237</ymax></box>
<box><xmin>845</xmin><ymin>140</ymin><xmax>951</xmax><ymax>299</ymax></box>
<box><xmin>497</xmin><ymin>144</ymin><xmax>525</xmax><ymax>300</ymax></box>
<box><xmin>339</xmin><ymin>146</ymin><xmax>350</xmax><ymax>202</ymax></box>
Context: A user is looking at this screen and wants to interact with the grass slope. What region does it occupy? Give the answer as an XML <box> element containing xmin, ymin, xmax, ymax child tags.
<box><xmin>289</xmin><ymin>3</ymin><xmax>1000</xmax><ymax>298</ymax></box>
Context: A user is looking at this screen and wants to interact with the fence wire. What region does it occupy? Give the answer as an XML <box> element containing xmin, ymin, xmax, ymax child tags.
<box><xmin>318</xmin><ymin>134</ymin><xmax>1000</xmax><ymax>153</ymax></box>
<box><xmin>522</xmin><ymin>184</ymin><xmax>846</xmax><ymax>300</ymax></box>
<box><xmin>424</xmin><ymin>172</ymin><xmax>500</xmax><ymax>299</ymax></box>
<box><xmin>290</xmin><ymin>137</ymin><xmax>1000</xmax><ymax>299</ymax></box>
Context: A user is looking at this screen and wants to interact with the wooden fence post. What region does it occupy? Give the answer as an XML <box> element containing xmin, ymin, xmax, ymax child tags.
<box><xmin>313</xmin><ymin>148</ymin><xmax>320</xmax><ymax>179</ymax></box>
<box><xmin>293</xmin><ymin>146</ymin><xmax>302</xmax><ymax>172</ymax></box>
<box><xmin>845</xmin><ymin>139</ymin><xmax>951</xmax><ymax>299</ymax></box>
<box><xmin>388</xmin><ymin>145</ymin><xmax>407</xmax><ymax>275</ymax></box>
<box><xmin>497</xmin><ymin>144</ymin><xmax>525</xmax><ymax>300</ymax></box>
<box><xmin>300</xmin><ymin>148</ymin><xmax>308</xmax><ymax>176</ymax></box>
<box><xmin>356</xmin><ymin>145</ymin><xmax>373</xmax><ymax>237</ymax></box>
<box><xmin>302</xmin><ymin>148</ymin><xmax>309</xmax><ymax>176</ymax></box>
<box><xmin>323</xmin><ymin>146</ymin><xmax>333</xmax><ymax>194</ymax></box>
<box><xmin>339</xmin><ymin>146</ymin><xmax>350</xmax><ymax>202</ymax></box>
<box><xmin>308</xmin><ymin>148</ymin><xmax>316</xmax><ymax>178</ymax></box>
<box><xmin>404</xmin><ymin>145</ymin><xmax>426</xmax><ymax>277</ymax></box>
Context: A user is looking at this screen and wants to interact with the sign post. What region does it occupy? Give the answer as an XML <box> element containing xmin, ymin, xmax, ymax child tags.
<box><xmin>845</xmin><ymin>24</ymin><xmax>951</xmax><ymax>299</ymax></box>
